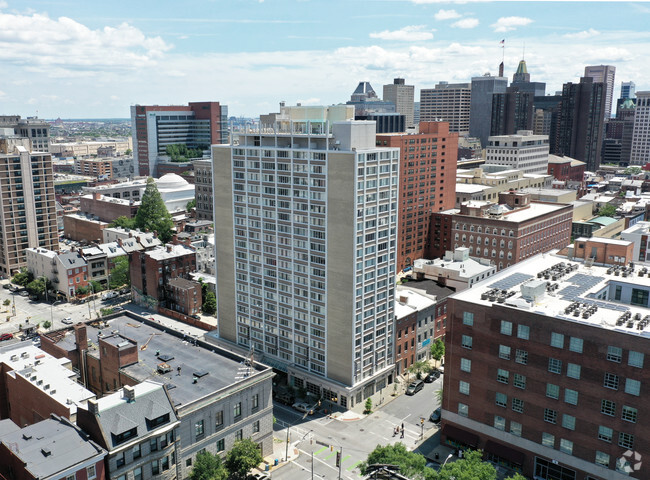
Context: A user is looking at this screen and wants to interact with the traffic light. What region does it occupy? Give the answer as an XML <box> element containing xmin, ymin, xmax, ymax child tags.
<box><xmin>336</xmin><ymin>451</ymin><xmax>341</xmax><ymax>467</ymax></box>
<box><xmin>331</xmin><ymin>445</ymin><xmax>334</xmax><ymax>451</ymax></box>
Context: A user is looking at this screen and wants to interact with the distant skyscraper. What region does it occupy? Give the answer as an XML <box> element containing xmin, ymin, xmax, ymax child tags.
<box><xmin>213</xmin><ymin>110</ymin><xmax>398</xmax><ymax>408</ymax></box>
<box><xmin>511</xmin><ymin>59</ymin><xmax>546</xmax><ymax>96</ymax></box>
<box><xmin>0</xmin><ymin>135</ymin><xmax>59</xmax><ymax>276</ymax></box>
<box><xmin>347</xmin><ymin>82</ymin><xmax>395</xmax><ymax>116</ymax></box>
<box><xmin>383</xmin><ymin>78</ymin><xmax>415</xmax><ymax>128</ymax></box>
<box><xmin>130</xmin><ymin>102</ymin><xmax>228</xmax><ymax>177</ymax></box>
<box><xmin>621</xmin><ymin>81</ymin><xmax>636</xmax><ymax>100</ymax></box>
<box><xmin>555</xmin><ymin>77</ymin><xmax>606</xmax><ymax>172</ymax></box>
<box><xmin>630</xmin><ymin>91</ymin><xmax>650</xmax><ymax>165</ymax></box>
<box><xmin>491</xmin><ymin>86</ymin><xmax>534</xmax><ymax>136</ymax></box>
<box><xmin>470</xmin><ymin>74</ymin><xmax>508</xmax><ymax>147</ymax></box>
<box><xmin>584</xmin><ymin>65</ymin><xmax>616</xmax><ymax>120</ymax></box>
<box><xmin>420</xmin><ymin>82</ymin><xmax>471</xmax><ymax>135</ymax></box>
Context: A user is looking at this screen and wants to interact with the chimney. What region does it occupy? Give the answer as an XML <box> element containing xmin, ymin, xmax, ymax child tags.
<box><xmin>93</xmin><ymin>192</ymin><xmax>101</xmax><ymax>201</ymax></box>
<box><xmin>123</xmin><ymin>384</ymin><xmax>136</xmax><ymax>402</ymax></box>
<box><xmin>399</xmin><ymin>295</ymin><xmax>408</xmax><ymax>304</ymax></box>
<box><xmin>87</xmin><ymin>399</ymin><xmax>99</xmax><ymax>415</ymax></box>
<box><xmin>166</xmin><ymin>244</ymin><xmax>172</xmax><ymax>253</ymax></box>
<box><xmin>74</xmin><ymin>323</ymin><xmax>88</xmax><ymax>351</ymax></box>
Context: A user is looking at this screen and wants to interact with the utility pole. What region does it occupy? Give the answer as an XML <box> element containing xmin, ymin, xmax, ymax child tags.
<box><xmin>337</xmin><ymin>447</ymin><xmax>342</xmax><ymax>480</ymax></box>
<box><xmin>285</xmin><ymin>425</ymin><xmax>290</xmax><ymax>461</ymax></box>
<box><xmin>311</xmin><ymin>451</ymin><xmax>314</xmax><ymax>480</ymax></box>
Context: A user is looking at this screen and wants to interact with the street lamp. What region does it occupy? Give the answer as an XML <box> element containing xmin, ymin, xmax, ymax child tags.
<box><xmin>50</xmin><ymin>300</ymin><xmax>63</xmax><ymax>328</ymax></box>
<box><xmin>441</xmin><ymin>453</ymin><xmax>453</xmax><ymax>468</ymax></box>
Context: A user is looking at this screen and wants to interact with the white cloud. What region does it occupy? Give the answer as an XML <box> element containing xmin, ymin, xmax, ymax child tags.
<box><xmin>564</xmin><ymin>28</ymin><xmax>600</xmax><ymax>39</ymax></box>
<box><xmin>434</xmin><ymin>9</ymin><xmax>460</xmax><ymax>21</ymax></box>
<box><xmin>452</xmin><ymin>18</ymin><xmax>479</xmax><ymax>29</ymax></box>
<box><xmin>0</xmin><ymin>90</ymin><xmax>5</xmax><ymax>97</ymax></box>
<box><xmin>491</xmin><ymin>16</ymin><xmax>533</xmax><ymax>33</ymax></box>
<box><xmin>0</xmin><ymin>1</ymin><xmax>7</xmax><ymax>9</ymax></box>
<box><xmin>370</xmin><ymin>25</ymin><xmax>433</xmax><ymax>42</ymax></box>
<box><xmin>0</xmin><ymin>12</ymin><xmax>172</xmax><ymax>74</ymax></box>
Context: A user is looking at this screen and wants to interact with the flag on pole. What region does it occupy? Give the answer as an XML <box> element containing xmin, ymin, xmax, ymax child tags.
<box><xmin>500</xmin><ymin>39</ymin><xmax>505</xmax><ymax>44</ymax></box>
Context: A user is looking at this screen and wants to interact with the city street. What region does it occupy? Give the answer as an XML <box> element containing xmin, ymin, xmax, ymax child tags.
<box><xmin>0</xmin><ymin>282</ymin><xmax>207</xmax><ymax>340</ymax></box>
<box><xmin>272</xmin><ymin>376</ymin><xmax>443</xmax><ymax>480</ymax></box>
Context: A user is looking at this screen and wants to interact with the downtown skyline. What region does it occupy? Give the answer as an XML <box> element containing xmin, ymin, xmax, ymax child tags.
<box><xmin>1</xmin><ymin>0</ymin><xmax>650</xmax><ymax>118</ymax></box>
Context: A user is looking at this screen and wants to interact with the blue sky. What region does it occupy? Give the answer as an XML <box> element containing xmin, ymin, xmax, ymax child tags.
<box><xmin>1</xmin><ymin>0</ymin><xmax>649</xmax><ymax>118</ymax></box>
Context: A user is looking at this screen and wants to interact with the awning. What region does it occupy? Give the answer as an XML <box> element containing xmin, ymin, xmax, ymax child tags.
<box><xmin>441</xmin><ymin>424</ymin><xmax>478</xmax><ymax>448</ymax></box>
<box><xmin>484</xmin><ymin>440</ymin><xmax>525</xmax><ymax>466</ymax></box>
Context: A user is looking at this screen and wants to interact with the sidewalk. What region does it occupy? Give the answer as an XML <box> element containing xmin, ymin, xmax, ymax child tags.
<box><xmin>332</xmin><ymin>375</ymin><xmax>410</xmax><ymax>421</ymax></box>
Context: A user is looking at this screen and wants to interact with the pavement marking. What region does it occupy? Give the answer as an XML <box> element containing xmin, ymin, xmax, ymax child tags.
<box><xmin>315</xmin><ymin>446</ymin><xmax>328</xmax><ymax>455</ymax></box>
<box><xmin>401</xmin><ymin>413</ymin><xmax>411</xmax><ymax>422</ymax></box>
<box><xmin>341</xmin><ymin>454</ymin><xmax>351</xmax><ymax>464</ymax></box>
<box><xmin>324</xmin><ymin>450</ymin><xmax>337</xmax><ymax>460</ymax></box>
<box><xmin>346</xmin><ymin>460</ymin><xmax>362</xmax><ymax>472</ymax></box>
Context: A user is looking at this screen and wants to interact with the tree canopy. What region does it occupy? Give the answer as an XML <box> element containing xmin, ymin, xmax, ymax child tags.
<box><xmin>134</xmin><ymin>177</ymin><xmax>174</xmax><ymax>243</ymax></box>
<box><xmin>430</xmin><ymin>338</ymin><xmax>445</xmax><ymax>362</ymax></box>
<box><xmin>361</xmin><ymin>445</ymin><xmax>526</xmax><ymax>480</ymax></box>
<box><xmin>360</xmin><ymin>443</ymin><xmax>428</xmax><ymax>479</ymax></box>
<box><xmin>189</xmin><ymin>451</ymin><xmax>227</xmax><ymax>480</ymax></box>
<box><xmin>108</xmin><ymin>215</ymin><xmax>136</xmax><ymax>229</ymax></box>
<box><xmin>166</xmin><ymin>144</ymin><xmax>205</xmax><ymax>162</ymax></box>
<box><xmin>186</xmin><ymin>198</ymin><xmax>196</xmax><ymax>212</ymax></box>
<box><xmin>109</xmin><ymin>256</ymin><xmax>130</xmax><ymax>289</ymax></box>
<box><xmin>597</xmin><ymin>204</ymin><xmax>617</xmax><ymax>217</ymax></box>
<box><xmin>26</xmin><ymin>277</ymin><xmax>51</xmax><ymax>297</ymax></box>
<box><xmin>224</xmin><ymin>439</ymin><xmax>263</xmax><ymax>480</ymax></box>
<box><xmin>12</xmin><ymin>268</ymin><xmax>33</xmax><ymax>287</ymax></box>
<box><xmin>202</xmin><ymin>291</ymin><xmax>216</xmax><ymax>315</ymax></box>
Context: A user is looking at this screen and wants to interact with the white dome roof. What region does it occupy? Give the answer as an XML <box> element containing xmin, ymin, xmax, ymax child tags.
<box><xmin>156</xmin><ymin>173</ymin><xmax>189</xmax><ymax>190</ymax></box>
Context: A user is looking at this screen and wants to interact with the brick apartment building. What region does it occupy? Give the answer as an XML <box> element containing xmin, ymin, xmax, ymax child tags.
<box><xmin>442</xmin><ymin>253</ymin><xmax>650</xmax><ymax>480</ymax></box>
<box><xmin>130</xmin><ymin>244</ymin><xmax>198</xmax><ymax>313</ymax></box>
<box><xmin>80</xmin><ymin>192</ymin><xmax>139</xmax><ymax>223</ymax></box>
<box><xmin>429</xmin><ymin>191</ymin><xmax>573</xmax><ymax>270</ymax></box>
<box><xmin>377</xmin><ymin>122</ymin><xmax>458</xmax><ymax>270</ymax></box>
<box><xmin>547</xmin><ymin>154</ymin><xmax>587</xmax><ymax>184</ymax></box>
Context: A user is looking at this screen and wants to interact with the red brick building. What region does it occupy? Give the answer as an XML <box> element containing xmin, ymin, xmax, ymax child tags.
<box><xmin>442</xmin><ymin>254</ymin><xmax>650</xmax><ymax>480</ymax></box>
<box><xmin>395</xmin><ymin>306</ymin><xmax>418</xmax><ymax>375</ymax></box>
<box><xmin>377</xmin><ymin>122</ymin><xmax>458</xmax><ymax>271</ymax></box>
<box><xmin>79</xmin><ymin>192</ymin><xmax>138</xmax><ymax>223</ymax></box>
<box><xmin>130</xmin><ymin>244</ymin><xmax>198</xmax><ymax>314</ymax></box>
<box><xmin>547</xmin><ymin>154</ymin><xmax>586</xmax><ymax>183</ymax></box>
<box><xmin>429</xmin><ymin>191</ymin><xmax>573</xmax><ymax>270</ymax></box>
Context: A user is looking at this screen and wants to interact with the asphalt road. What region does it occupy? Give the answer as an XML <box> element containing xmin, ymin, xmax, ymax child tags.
<box><xmin>272</xmin><ymin>376</ymin><xmax>443</xmax><ymax>480</ymax></box>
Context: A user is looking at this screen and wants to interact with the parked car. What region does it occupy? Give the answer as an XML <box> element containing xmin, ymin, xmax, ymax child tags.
<box><xmin>406</xmin><ymin>380</ymin><xmax>424</xmax><ymax>395</ymax></box>
<box><xmin>292</xmin><ymin>402</ymin><xmax>314</xmax><ymax>415</ymax></box>
<box><xmin>2</xmin><ymin>284</ymin><xmax>12</xmax><ymax>290</ymax></box>
<box><xmin>113</xmin><ymin>306</ymin><xmax>124</xmax><ymax>312</ymax></box>
<box><xmin>102</xmin><ymin>291</ymin><xmax>118</xmax><ymax>300</ymax></box>
<box><xmin>120</xmin><ymin>288</ymin><xmax>130</xmax><ymax>295</ymax></box>
<box><xmin>0</xmin><ymin>333</ymin><xmax>13</xmax><ymax>341</ymax></box>
<box><xmin>19</xmin><ymin>290</ymin><xmax>29</xmax><ymax>297</ymax></box>
<box><xmin>274</xmin><ymin>391</ymin><xmax>294</xmax><ymax>405</ymax></box>
<box><xmin>62</xmin><ymin>317</ymin><xmax>73</xmax><ymax>324</ymax></box>
<box><xmin>424</xmin><ymin>370</ymin><xmax>441</xmax><ymax>383</ymax></box>
<box><xmin>429</xmin><ymin>407</ymin><xmax>441</xmax><ymax>423</ymax></box>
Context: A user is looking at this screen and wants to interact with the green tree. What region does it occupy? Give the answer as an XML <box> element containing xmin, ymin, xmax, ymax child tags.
<box><xmin>100</xmin><ymin>307</ymin><xmax>114</xmax><ymax>316</ymax></box>
<box><xmin>224</xmin><ymin>439</ymin><xmax>264</xmax><ymax>480</ymax></box>
<box><xmin>437</xmin><ymin>450</ymin><xmax>496</xmax><ymax>480</ymax></box>
<box><xmin>12</xmin><ymin>268</ymin><xmax>33</xmax><ymax>287</ymax></box>
<box><xmin>90</xmin><ymin>280</ymin><xmax>105</xmax><ymax>293</ymax></box>
<box><xmin>407</xmin><ymin>360</ymin><xmax>430</xmax><ymax>379</ymax></box>
<box><xmin>109</xmin><ymin>256</ymin><xmax>130</xmax><ymax>289</ymax></box>
<box><xmin>26</xmin><ymin>277</ymin><xmax>50</xmax><ymax>297</ymax></box>
<box><xmin>430</xmin><ymin>338</ymin><xmax>445</xmax><ymax>365</ymax></box>
<box><xmin>134</xmin><ymin>177</ymin><xmax>174</xmax><ymax>243</ymax></box>
<box><xmin>76</xmin><ymin>286</ymin><xmax>89</xmax><ymax>296</ymax></box>
<box><xmin>360</xmin><ymin>443</ymin><xmax>428</xmax><ymax>479</ymax></box>
<box><xmin>202</xmin><ymin>291</ymin><xmax>216</xmax><ymax>315</ymax></box>
<box><xmin>364</xmin><ymin>398</ymin><xmax>373</xmax><ymax>414</ymax></box>
<box><xmin>125</xmin><ymin>148</ymin><xmax>132</xmax><ymax>156</ymax></box>
<box><xmin>108</xmin><ymin>215</ymin><xmax>136</xmax><ymax>229</ymax></box>
<box><xmin>3</xmin><ymin>299</ymin><xmax>10</xmax><ymax>306</ymax></box>
<box><xmin>186</xmin><ymin>198</ymin><xmax>197</xmax><ymax>212</ymax></box>
<box><xmin>189</xmin><ymin>451</ymin><xmax>228</xmax><ymax>480</ymax></box>
<box><xmin>504</xmin><ymin>474</ymin><xmax>527</xmax><ymax>480</ymax></box>
<box><xmin>623</xmin><ymin>166</ymin><xmax>642</xmax><ymax>175</ymax></box>
<box><xmin>42</xmin><ymin>320</ymin><xmax>52</xmax><ymax>330</ymax></box>
<box><xmin>598</xmin><ymin>204</ymin><xmax>617</xmax><ymax>217</ymax></box>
